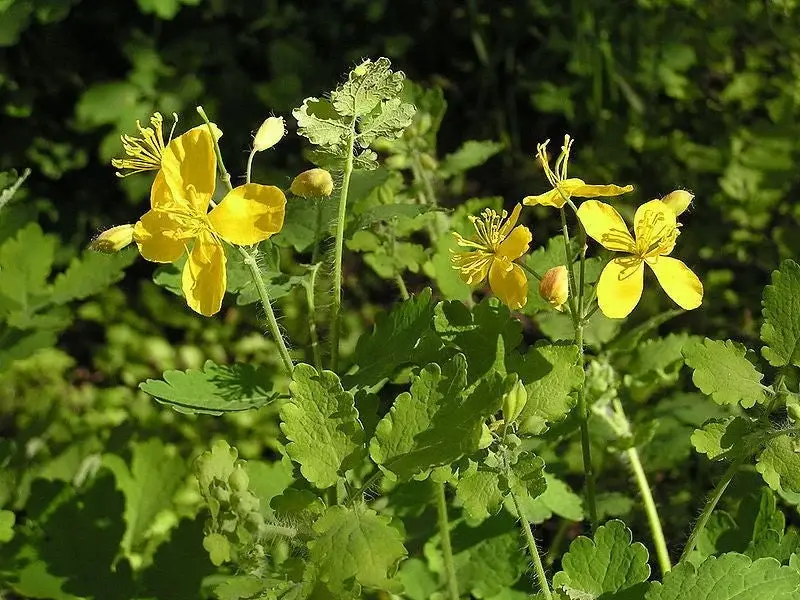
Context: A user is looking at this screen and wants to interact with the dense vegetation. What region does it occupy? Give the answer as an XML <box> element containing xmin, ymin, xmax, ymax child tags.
<box><xmin>1</xmin><ymin>1</ymin><xmax>800</xmax><ymax>599</ymax></box>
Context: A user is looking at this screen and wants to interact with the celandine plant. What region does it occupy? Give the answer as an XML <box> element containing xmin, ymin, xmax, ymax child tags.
<box><xmin>89</xmin><ymin>59</ymin><xmax>800</xmax><ymax>599</ymax></box>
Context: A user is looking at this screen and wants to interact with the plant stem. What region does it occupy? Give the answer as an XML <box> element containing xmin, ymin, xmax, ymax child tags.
<box><xmin>245</xmin><ymin>149</ymin><xmax>256</xmax><ymax>184</ymax></box>
<box><xmin>679</xmin><ymin>458</ymin><xmax>742</xmax><ymax>563</ymax></box>
<box><xmin>304</xmin><ymin>264</ymin><xmax>323</xmax><ymax>371</ymax></box>
<box><xmin>196</xmin><ymin>106</ymin><xmax>293</xmax><ymax>374</ymax></box>
<box><xmin>395</xmin><ymin>274</ymin><xmax>410</xmax><ymax>300</ymax></box>
<box><xmin>263</xmin><ymin>522</ymin><xmax>297</xmax><ymax>538</ymax></box>
<box><xmin>435</xmin><ymin>483</ymin><xmax>460</xmax><ymax>600</ymax></box>
<box><xmin>559</xmin><ymin>207</ymin><xmax>597</xmax><ymax>528</ymax></box>
<box><xmin>330</xmin><ymin>119</ymin><xmax>357</xmax><ymax>371</ymax></box>
<box><xmin>625</xmin><ymin>446</ymin><xmax>671</xmax><ymax>574</ymax></box>
<box><xmin>509</xmin><ymin>489</ymin><xmax>552</xmax><ymax>600</ymax></box>
<box><xmin>518</xmin><ymin>260</ymin><xmax>543</xmax><ymax>281</ymax></box>
<box><xmin>545</xmin><ymin>519</ymin><xmax>572</xmax><ymax>567</ymax></box>
<box><xmin>311</xmin><ymin>198</ymin><xmax>324</xmax><ymax>266</ymax></box>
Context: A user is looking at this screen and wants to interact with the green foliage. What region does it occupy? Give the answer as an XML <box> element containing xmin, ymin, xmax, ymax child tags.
<box><xmin>761</xmin><ymin>259</ymin><xmax>800</xmax><ymax>367</ymax></box>
<box><xmin>140</xmin><ymin>360</ymin><xmax>279</xmax><ymax>415</ymax></box>
<box><xmin>683</xmin><ymin>338</ymin><xmax>767</xmax><ymax>408</ymax></box>
<box><xmin>645</xmin><ymin>554</ymin><xmax>800</xmax><ymax>600</ymax></box>
<box><xmin>281</xmin><ymin>364</ymin><xmax>365</xmax><ymax>488</ymax></box>
<box><xmin>553</xmin><ymin>520</ymin><xmax>651</xmax><ymax>599</ymax></box>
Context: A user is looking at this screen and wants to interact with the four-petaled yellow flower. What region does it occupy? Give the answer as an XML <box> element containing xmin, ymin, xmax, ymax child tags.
<box><xmin>577</xmin><ymin>199</ymin><xmax>703</xmax><ymax>319</ymax></box>
<box><xmin>102</xmin><ymin>124</ymin><xmax>286</xmax><ymax>316</ymax></box>
<box><xmin>523</xmin><ymin>136</ymin><xmax>634</xmax><ymax>208</ymax></box>
<box><xmin>451</xmin><ymin>204</ymin><xmax>532</xmax><ymax>310</ymax></box>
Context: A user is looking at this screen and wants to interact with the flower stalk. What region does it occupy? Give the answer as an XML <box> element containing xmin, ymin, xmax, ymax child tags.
<box><xmin>197</xmin><ymin>106</ymin><xmax>294</xmax><ymax>374</ymax></box>
<box><xmin>435</xmin><ymin>483</ymin><xmax>460</xmax><ymax>600</ymax></box>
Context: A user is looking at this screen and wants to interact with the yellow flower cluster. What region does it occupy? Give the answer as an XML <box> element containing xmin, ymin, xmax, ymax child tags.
<box><xmin>94</xmin><ymin>113</ymin><xmax>287</xmax><ymax>316</ymax></box>
<box><xmin>451</xmin><ymin>136</ymin><xmax>703</xmax><ymax>319</ymax></box>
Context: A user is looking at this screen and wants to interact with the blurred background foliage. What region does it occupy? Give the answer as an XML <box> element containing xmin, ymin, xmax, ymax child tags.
<box><xmin>2</xmin><ymin>0</ymin><xmax>800</xmax><ymax>597</ymax></box>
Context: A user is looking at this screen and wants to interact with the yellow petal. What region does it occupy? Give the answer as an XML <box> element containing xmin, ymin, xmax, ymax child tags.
<box><xmin>133</xmin><ymin>209</ymin><xmax>187</xmax><ymax>263</ymax></box>
<box><xmin>488</xmin><ymin>259</ymin><xmax>528</xmax><ymax>310</ymax></box>
<box><xmin>209</xmin><ymin>184</ymin><xmax>286</xmax><ymax>246</ymax></box>
<box><xmin>149</xmin><ymin>171</ymin><xmax>174</xmax><ymax>209</ymax></box>
<box><xmin>647</xmin><ymin>256</ymin><xmax>703</xmax><ymax>311</ymax></box>
<box><xmin>577</xmin><ymin>200</ymin><xmax>635</xmax><ymax>252</ymax></box>
<box><xmin>597</xmin><ymin>257</ymin><xmax>644</xmax><ymax>319</ymax></box>
<box><xmin>569</xmin><ymin>182</ymin><xmax>634</xmax><ymax>198</ymax></box>
<box><xmin>496</xmin><ymin>225</ymin><xmax>532</xmax><ymax>262</ymax></box>
<box><xmin>522</xmin><ymin>188</ymin><xmax>566</xmax><ymax>208</ymax></box>
<box><xmin>498</xmin><ymin>204</ymin><xmax>522</xmax><ymax>238</ymax></box>
<box><xmin>160</xmin><ymin>127</ymin><xmax>217</xmax><ymax>213</ymax></box>
<box><xmin>181</xmin><ymin>233</ymin><xmax>227</xmax><ymax>316</ymax></box>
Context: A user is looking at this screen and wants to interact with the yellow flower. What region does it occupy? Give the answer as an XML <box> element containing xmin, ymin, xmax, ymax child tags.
<box><xmin>577</xmin><ymin>199</ymin><xmax>703</xmax><ymax>319</ymax></box>
<box><xmin>131</xmin><ymin>126</ymin><xmax>286</xmax><ymax>316</ymax></box>
<box><xmin>451</xmin><ymin>204</ymin><xmax>532</xmax><ymax>310</ymax></box>
<box><xmin>111</xmin><ymin>112</ymin><xmax>221</xmax><ymax>177</ymax></box>
<box><xmin>523</xmin><ymin>136</ymin><xmax>634</xmax><ymax>208</ymax></box>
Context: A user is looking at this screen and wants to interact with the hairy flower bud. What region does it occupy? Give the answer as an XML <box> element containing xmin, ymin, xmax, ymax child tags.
<box><xmin>90</xmin><ymin>224</ymin><xmax>134</xmax><ymax>253</ymax></box>
<box><xmin>661</xmin><ymin>189</ymin><xmax>693</xmax><ymax>216</ymax></box>
<box><xmin>539</xmin><ymin>265</ymin><xmax>569</xmax><ymax>310</ymax></box>
<box><xmin>253</xmin><ymin>116</ymin><xmax>285</xmax><ymax>151</ymax></box>
<box><xmin>502</xmin><ymin>379</ymin><xmax>528</xmax><ymax>426</ymax></box>
<box><xmin>290</xmin><ymin>168</ymin><xmax>334</xmax><ymax>198</ymax></box>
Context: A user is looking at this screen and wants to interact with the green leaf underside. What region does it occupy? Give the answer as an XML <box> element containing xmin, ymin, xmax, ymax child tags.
<box><xmin>756</xmin><ymin>435</ymin><xmax>800</xmax><ymax>494</ymax></box>
<box><xmin>645</xmin><ymin>553</ymin><xmax>800</xmax><ymax>599</ymax></box>
<box><xmin>761</xmin><ymin>260</ymin><xmax>800</xmax><ymax>367</ymax></box>
<box><xmin>683</xmin><ymin>338</ymin><xmax>766</xmax><ymax>408</ymax></box>
<box><xmin>281</xmin><ymin>364</ymin><xmax>365</xmax><ymax>489</ymax></box>
<box><xmin>139</xmin><ymin>360</ymin><xmax>277</xmax><ymax>415</ymax></box>
<box><xmin>370</xmin><ymin>354</ymin><xmax>504</xmax><ymax>480</ymax></box>
<box><xmin>309</xmin><ymin>505</ymin><xmax>407</xmax><ymax>591</ymax></box>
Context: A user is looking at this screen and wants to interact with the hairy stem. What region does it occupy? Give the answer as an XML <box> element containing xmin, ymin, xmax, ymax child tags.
<box><xmin>395</xmin><ymin>274</ymin><xmax>410</xmax><ymax>300</ymax></box>
<box><xmin>304</xmin><ymin>264</ymin><xmax>323</xmax><ymax>371</ymax></box>
<box><xmin>330</xmin><ymin>119</ymin><xmax>357</xmax><ymax>371</ymax></box>
<box><xmin>435</xmin><ymin>483</ymin><xmax>460</xmax><ymax>600</ymax></box>
<box><xmin>559</xmin><ymin>207</ymin><xmax>597</xmax><ymax>527</ymax></box>
<box><xmin>679</xmin><ymin>458</ymin><xmax>742</xmax><ymax>563</ymax></box>
<box><xmin>510</xmin><ymin>489</ymin><xmax>552</xmax><ymax>600</ymax></box>
<box><xmin>626</xmin><ymin>446</ymin><xmax>671</xmax><ymax>574</ymax></box>
<box><xmin>197</xmin><ymin>106</ymin><xmax>293</xmax><ymax>374</ymax></box>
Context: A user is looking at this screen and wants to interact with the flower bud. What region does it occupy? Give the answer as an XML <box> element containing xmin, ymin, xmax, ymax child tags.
<box><xmin>539</xmin><ymin>266</ymin><xmax>569</xmax><ymax>310</ymax></box>
<box><xmin>290</xmin><ymin>168</ymin><xmax>334</xmax><ymax>199</ymax></box>
<box><xmin>501</xmin><ymin>379</ymin><xmax>528</xmax><ymax>426</ymax></box>
<box><xmin>90</xmin><ymin>224</ymin><xmax>134</xmax><ymax>253</ymax></box>
<box><xmin>661</xmin><ymin>190</ymin><xmax>693</xmax><ymax>216</ymax></box>
<box><xmin>253</xmin><ymin>116</ymin><xmax>285</xmax><ymax>151</ymax></box>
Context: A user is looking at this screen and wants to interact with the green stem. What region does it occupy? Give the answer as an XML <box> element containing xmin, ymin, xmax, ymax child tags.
<box><xmin>311</xmin><ymin>198</ymin><xmax>324</xmax><ymax>266</ymax></box>
<box><xmin>509</xmin><ymin>489</ymin><xmax>552</xmax><ymax>600</ymax></box>
<box><xmin>263</xmin><ymin>522</ymin><xmax>297</xmax><ymax>538</ymax></box>
<box><xmin>545</xmin><ymin>519</ymin><xmax>572</xmax><ymax>567</ymax></box>
<box><xmin>518</xmin><ymin>260</ymin><xmax>543</xmax><ymax>282</ymax></box>
<box><xmin>679</xmin><ymin>458</ymin><xmax>742</xmax><ymax>563</ymax></box>
<box><xmin>558</xmin><ymin>206</ymin><xmax>597</xmax><ymax>528</ymax></box>
<box><xmin>196</xmin><ymin>106</ymin><xmax>293</xmax><ymax>374</ymax></box>
<box><xmin>304</xmin><ymin>264</ymin><xmax>323</xmax><ymax>371</ymax></box>
<box><xmin>246</xmin><ymin>149</ymin><xmax>256</xmax><ymax>184</ymax></box>
<box><xmin>395</xmin><ymin>274</ymin><xmax>410</xmax><ymax>300</ymax></box>
<box><xmin>435</xmin><ymin>483</ymin><xmax>460</xmax><ymax>600</ymax></box>
<box><xmin>625</xmin><ymin>446</ymin><xmax>671</xmax><ymax>574</ymax></box>
<box><xmin>330</xmin><ymin>120</ymin><xmax>357</xmax><ymax>371</ymax></box>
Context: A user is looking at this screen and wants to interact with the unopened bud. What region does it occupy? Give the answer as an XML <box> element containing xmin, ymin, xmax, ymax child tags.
<box><xmin>539</xmin><ymin>266</ymin><xmax>569</xmax><ymax>310</ymax></box>
<box><xmin>228</xmin><ymin>466</ymin><xmax>250</xmax><ymax>493</ymax></box>
<box><xmin>502</xmin><ymin>380</ymin><xmax>528</xmax><ymax>425</ymax></box>
<box><xmin>90</xmin><ymin>224</ymin><xmax>134</xmax><ymax>253</ymax></box>
<box><xmin>661</xmin><ymin>190</ymin><xmax>693</xmax><ymax>216</ymax></box>
<box><xmin>253</xmin><ymin>116</ymin><xmax>285</xmax><ymax>151</ymax></box>
<box><xmin>290</xmin><ymin>168</ymin><xmax>334</xmax><ymax>198</ymax></box>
